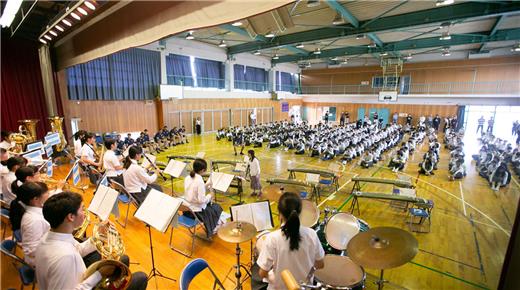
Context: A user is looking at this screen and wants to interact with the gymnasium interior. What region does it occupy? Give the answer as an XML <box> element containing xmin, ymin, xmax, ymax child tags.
<box><xmin>1</xmin><ymin>1</ymin><xmax>520</xmax><ymax>290</ymax></box>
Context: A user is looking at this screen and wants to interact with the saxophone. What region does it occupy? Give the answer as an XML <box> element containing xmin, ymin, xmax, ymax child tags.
<box><xmin>48</xmin><ymin>116</ymin><xmax>67</xmax><ymax>152</ymax></box>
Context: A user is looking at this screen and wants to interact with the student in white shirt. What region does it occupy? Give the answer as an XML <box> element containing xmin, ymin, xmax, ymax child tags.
<box><xmin>0</xmin><ymin>131</ymin><xmax>14</xmax><ymax>151</ymax></box>
<box><xmin>183</xmin><ymin>158</ymin><xmax>223</xmax><ymax>238</ymax></box>
<box><xmin>102</xmin><ymin>139</ymin><xmax>124</xmax><ymax>180</ymax></box>
<box><xmin>73</xmin><ymin>130</ymin><xmax>86</xmax><ymax>159</ymax></box>
<box><xmin>18</xmin><ymin>182</ymin><xmax>50</xmax><ymax>266</ymax></box>
<box><xmin>247</xmin><ymin>149</ymin><xmax>262</xmax><ymax>197</ymax></box>
<box><xmin>257</xmin><ymin>192</ymin><xmax>325</xmax><ymax>290</ymax></box>
<box><xmin>122</xmin><ymin>146</ymin><xmax>161</xmax><ymax>205</ymax></box>
<box><xmin>80</xmin><ymin>132</ymin><xmax>100</xmax><ymax>168</ymax></box>
<box><xmin>35</xmin><ymin>191</ymin><xmax>148</xmax><ymax>290</ymax></box>
<box><xmin>1</xmin><ymin>156</ymin><xmax>27</xmax><ymax>204</ymax></box>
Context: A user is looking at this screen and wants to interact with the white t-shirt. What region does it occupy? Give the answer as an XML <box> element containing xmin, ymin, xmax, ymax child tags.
<box><xmin>248</xmin><ymin>158</ymin><xmax>261</xmax><ymax>177</ymax></box>
<box><xmin>0</xmin><ymin>140</ymin><xmax>13</xmax><ymax>150</ymax></box>
<box><xmin>73</xmin><ymin>139</ymin><xmax>82</xmax><ymax>158</ymax></box>
<box><xmin>21</xmin><ymin>206</ymin><xmax>50</xmax><ymax>266</ymax></box>
<box><xmin>257</xmin><ymin>227</ymin><xmax>325</xmax><ymax>290</ymax></box>
<box><xmin>122</xmin><ymin>160</ymin><xmax>157</xmax><ymax>193</ymax></box>
<box><xmin>80</xmin><ymin>144</ymin><xmax>95</xmax><ymax>162</ymax></box>
<box><xmin>183</xmin><ymin>174</ymin><xmax>211</xmax><ymax>212</ymax></box>
<box><xmin>103</xmin><ymin>150</ymin><xmax>122</xmax><ymax>177</ymax></box>
<box><xmin>1</xmin><ymin>171</ymin><xmax>16</xmax><ymax>203</ymax></box>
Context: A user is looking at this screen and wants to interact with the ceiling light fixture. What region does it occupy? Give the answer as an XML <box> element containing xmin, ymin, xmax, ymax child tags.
<box><xmin>356</xmin><ymin>34</ymin><xmax>366</xmax><ymax>39</ymax></box>
<box><xmin>55</xmin><ymin>24</ymin><xmax>64</xmax><ymax>32</ymax></box>
<box><xmin>71</xmin><ymin>12</ymin><xmax>81</xmax><ymax>20</ymax></box>
<box><xmin>441</xmin><ymin>47</ymin><xmax>451</xmax><ymax>56</ymax></box>
<box><xmin>85</xmin><ymin>1</ymin><xmax>96</xmax><ymax>10</ymax></box>
<box><xmin>39</xmin><ymin>38</ymin><xmax>47</xmax><ymax>44</ymax></box>
<box><xmin>265</xmin><ymin>31</ymin><xmax>276</xmax><ymax>38</ymax></box>
<box><xmin>232</xmin><ymin>21</ymin><xmax>243</xmax><ymax>26</ymax></box>
<box><xmin>218</xmin><ymin>40</ymin><xmax>227</xmax><ymax>47</ymax></box>
<box><xmin>44</xmin><ymin>34</ymin><xmax>52</xmax><ymax>40</ymax></box>
<box><xmin>511</xmin><ymin>43</ymin><xmax>520</xmax><ymax>52</ymax></box>
<box><xmin>341</xmin><ymin>60</ymin><xmax>348</xmax><ymax>65</ymax></box>
<box><xmin>436</xmin><ymin>0</ymin><xmax>454</xmax><ymax>6</ymax></box>
<box><xmin>307</xmin><ymin>0</ymin><xmax>320</xmax><ymax>8</ymax></box>
<box><xmin>296</xmin><ymin>43</ymin><xmax>304</xmax><ymax>48</ymax></box>
<box><xmin>380</xmin><ymin>52</ymin><xmax>388</xmax><ymax>56</ymax></box>
<box><xmin>305</xmin><ymin>62</ymin><xmax>312</xmax><ymax>68</ymax></box>
<box><xmin>368</xmin><ymin>42</ymin><xmax>377</xmax><ymax>48</ymax></box>
<box><xmin>439</xmin><ymin>21</ymin><xmax>452</xmax><ymax>29</ymax></box>
<box><xmin>77</xmin><ymin>7</ymin><xmax>88</xmax><ymax>16</ymax></box>
<box><xmin>0</xmin><ymin>0</ymin><xmax>23</xmax><ymax>28</ymax></box>
<box><xmin>332</xmin><ymin>13</ymin><xmax>344</xmax><ymax>25</ymax></box>
<box><xmin>62</xmin><ymin>19</ymin><xmax>72</xmax><ymax>26</ymax></box>
<box><xmin>331</xmin><ymin>56</ymin><xmax>339</xmax><ymax>61</ymax></box>
<box><xmin>273</xmin><ymin>54</ymin><xmax>279</xmax><ymax>60</ymax></box>
<box><xmin>254</xmin><ymin>50</ymin><xmax>261</xmax><ymax>55</ymax></box>
<box><xmin>440</xmin><ymin>32</ymin><xmax>451</xmax><ymax>40</ymax></box>
<box><xmin>403</xmin><ymin>53</ymin><xmax>413</xmax><ymax>60</ymax></box>
<box><xmin>49</xmin><ymin>30</ymin><xmax>57</xmax><ymax>36</ymax></box>
<box><xmin>185</xmin><ymin>32</ymin><xmax>195</xmax><ymax>40</ymax></box>
<box><xmin>313</xmin><ymin>48</ymin><xmax>321</xmax><ymax>55</ymax></box>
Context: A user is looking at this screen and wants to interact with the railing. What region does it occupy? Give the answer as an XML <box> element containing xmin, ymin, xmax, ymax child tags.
<box><xmin>300</xmin><ymin>80</ymin><xmax>520</xmax><ymax>95</ymax></box>
<box><xmin>167</xmin><ymin>75</ymin><xmax>226</xmax><ymax>89</ymax></box>
<box><xmin>234</xmin><ymin>80</ymin><xmax>269</xmax><ymax>92</ymax></box>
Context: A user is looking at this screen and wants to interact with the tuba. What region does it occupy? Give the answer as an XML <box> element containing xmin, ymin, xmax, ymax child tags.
<box><xmin>48</xmin><ymin>116</ymin><xmax>67</xmax><ymax>152</ymax></box>
<box><xmin>8</xmin><ymin>133</ymin><xmax>29</xmax><ymax>153</ymax></box>
<box><xmin>84</xmin><ymin>260</ymin><xmax>132</xmax><ymax>290</ymax></box>
<box><xmin>18</xmin><ymin>119</ymin><xmax>39</xmax><ymax>143</ymax></box>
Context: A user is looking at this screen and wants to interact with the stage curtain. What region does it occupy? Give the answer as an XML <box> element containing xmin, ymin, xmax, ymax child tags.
<box><xmin>166</xmin><ymin>54</ymin><xmax>193</xmax><ymax>87</ymax></box>
<box><xmin>245</xmin><ymin>66</ymin><xmax>268</xmax><ymax>92</ymax></box>
<box><xmin>1</xmin><ymin>38</ymin><xmax>50</xmax><ymax>138</ymax></box>
<box><xmin>234</xmin><ymin>64</ymin><xmax>246</xmax><ymax>90</ymax></box>
<box><xmin>194</xmin><ymin>58</ymin><xmax>225</xmax><ymax>89</ymax></box>
<box><xmin>54</xmin><ymin>1</ymin><xmax>292</xmax><ymax>70</ymax></box>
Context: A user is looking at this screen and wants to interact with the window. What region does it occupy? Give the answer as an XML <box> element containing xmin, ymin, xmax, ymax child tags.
<box><xmin>276</xmin><ymin>72</ymin><xmax>299</xmax><ymax>93</ymax></box>
<box><xmin>371</xmin><ymin>75</ymin><xmax>411</xmax><ymax>94</ymax></box>
<box><xmin>234</xmin><ymin>64</ymin><xmax>268</xmax><ymax>92</ymax></box>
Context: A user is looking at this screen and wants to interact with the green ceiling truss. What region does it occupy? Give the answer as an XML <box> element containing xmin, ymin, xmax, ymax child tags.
<box><xmin>271</xmin><ymin>28</ymin><xmax>520</xmax><ymax>64</ymax></box>
<box><xmin>227</xmin><ymin>2</ymin><xmax>520</xmax><ymax>57</ymax></box>
<box><xmin>477</xmin><ymin>15</ymin><xmax>507</xmax><ymax>53</ymax></box>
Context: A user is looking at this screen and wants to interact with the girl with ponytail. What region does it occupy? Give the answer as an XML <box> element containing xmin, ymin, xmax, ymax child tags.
<box><xmin>257</xmin><ymin>192</ymin><xmax>325</xmax><ymax>289</ymax></box>
<box><xmin>122</xmin><ymin>145</ymin><xmax>162</xmax><ymax>205</ymax></box>
<box><xmin>183</xmin><ymin>158</ymin><xmax>223</xmax><ymax>238</ymax></box>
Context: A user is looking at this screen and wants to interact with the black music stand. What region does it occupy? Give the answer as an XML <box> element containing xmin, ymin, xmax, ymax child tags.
<box><xmin>146</xmin><ymin>224</ymin><xmax>176</xmax><ymax>287</ymax></box>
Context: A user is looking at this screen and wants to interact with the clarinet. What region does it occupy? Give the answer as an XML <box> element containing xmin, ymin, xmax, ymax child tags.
<box><xmin>143</xmin><ymin>153</ymin><xmax>167</xmax><ymax>181</ymax></box>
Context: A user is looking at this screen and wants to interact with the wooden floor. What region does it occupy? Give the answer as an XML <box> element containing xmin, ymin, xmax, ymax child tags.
<box><xmin>1</xmin><ymin>132</ymin><xmax>519</xmax><ymax>290</ymax></box>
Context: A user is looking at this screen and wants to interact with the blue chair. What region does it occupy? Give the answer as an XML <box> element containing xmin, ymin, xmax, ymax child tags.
<box><xmin>408</xmin><ymin>199</ymin><xmax>433</xmax><ymax>233</ymax></box>
<box><xmin>1</xmin><ymin>240</ymin><xmax>36</xmax><ymax>290</ymax></box>
<box><xmin>180</xmin><ymin>258</ymin><xmax>225</xmax><ymax>290</ymax></box>
<box><xmin>1</xmin><ymin>208</ymin><xmax>10</xmax><ymax>240</ymax></box>
<box><xmin>110</xmin><ymin>180</ymin><xmax>139</xmax><ymax>228</ymax></box>
<box><xmin>169</xmin><ymin>204</ymin><xmax>208</xmax><ymax>257</ymax></box>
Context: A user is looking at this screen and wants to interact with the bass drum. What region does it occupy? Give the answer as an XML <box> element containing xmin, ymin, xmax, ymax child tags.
<box><xmin>315</xmin><ymin>217</ymin><xmax>369</xmax><ymax>255</ymax></box>
<box><xmin>314</xmin><ymin>255</ymin><xmax>366</xmax><ymax>290</ymax></box>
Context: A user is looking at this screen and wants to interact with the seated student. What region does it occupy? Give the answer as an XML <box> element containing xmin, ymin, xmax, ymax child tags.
<box><xmin>124</xmin><ymin>133</ymin><xmax>135</xmax><ymax>148</ymax></box>
<box><xmin>234</xmin><ymin>131</ymin><xmax>246</xmax><ymax>155</ymax></box>
<box><xmin>321</xmin><ymin>144</ymin><xmax>335</xmax><ymax>161</ymax></box>
<box><xmin>73</xmin><ymin>130</ymin><xmax>86</xmax><ymax>159</ymax></box>
<box><xmin>180</xmin><ymin>125</ymin><xmax>189</xmax><ymax>143</ymax></box>
<box><xmin>35</xmin><ymin>191</ymin><xmax>148</xmax><ymax>290</ymax></box>
<box><xmin>183</xmin><ymin>159</ymin><xmax>223</xmax><ymax>238</ymax></box>
<box><xmin>115</xmin><ymin>134</ymin><xmax>125</xmax><ymax>155</ymax></box>
<box><xmin>80</xmin><ymin>132</ymin><xmax>102</xmax><ymax>184</ymax></box>
<box><xmin>419</xmin><ymin>156</ymin><xmax>435</xmax><ymax>176</ymax></box>
<box><xmin>389</xmin><ymin>150</ymin><xmax>406</xmax><ymax>172</ymax></box>
<box><xmin>489</xmin><ymin>162</ymin><xmax>511</xmax><ymax>191</ymax></box>
<box><xmin>449</xmin><ymin>159</ymin><xmax>466</xmax><ymax>181</ymax></box>
<box><xmin>360</xmin><ymin>150</ymin><xmax>374</xmax><ymax>168</ymax></box>
<box><xmin>103</xmin><ymin>139</ymin><xmax>124</xmax><ymax>183</ymax></box>
<box><xmin>1</xmin><ymin>156</ymin><xmax>27</xmax><ymax>204</ymax></box>
<box><xmin>216</xmin><ymin>128</ymin><xmax>225</xmax><ymax>141</ymax></box>
<box><xmin>268</xmin><ymin>135</ymin><xmax>281</xmax><ymax>149</ymax></box>
<box><xmin>257</xmin><ymin>192</ymin><xmax>325</xmax><ymax>290</ymax></box>
<box><xmin>122</xmin><ymin>146</ymin><xmax>162</xmax><ymax>205</ymax></box>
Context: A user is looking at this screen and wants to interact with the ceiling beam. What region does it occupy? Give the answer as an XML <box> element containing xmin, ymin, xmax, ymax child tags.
<box><xmin>220</xmin><ymin>24</ymin><xmax>308</xmax><ymax>55</ymax></box>
<box><xmin>325</xmin><ymin>0</ymin><xmax>359</xmax><ymax>27</ymax></box>
<box><xmin>228</xmin><ymin>1</ymin><xmax>520</xmax><ymax>55</ymax></box>
<box><xmin>477</xmin><ymin>15</ymin><xmax>506</xmax><ymax>53</ymax></box>
<box><xmin>271</xmin><ymin>28</ymin><xmax>520</xmax><ymax>63</ymax></box>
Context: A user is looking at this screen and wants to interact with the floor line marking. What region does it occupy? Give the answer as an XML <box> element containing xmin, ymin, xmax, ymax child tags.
<box><xmin>459</xmin><ymin>181</ymin><xmax>467</xmax><ymax>217</ymax></box>
<box><xmin>317</xmin><ymin>174</ymin><xmax>358</xmax><ymax>208</ymax></box>
<box><xmin>511</xmin><ymin>175</ymin><xmax>520</xmax><ymax>189</ymax></box>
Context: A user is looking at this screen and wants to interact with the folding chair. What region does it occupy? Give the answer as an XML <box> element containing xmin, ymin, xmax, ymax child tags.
<box><xmin>1</xmin><ymin>239</ymin><xmax>36</xmax><ymax>290</ymax></box>
<box><xmin>1</xmin><ymin>208</ymin><xmax>10</xmax><ymax>240</ymax></box>
<box><xmin>408</xmin><ymin>199</ymin><xmax>434</xmax><ymax>233</ymax></box>
<box><xmin>109</xmin><ymin>180</ymin><xmax>139</xmax><ymax>228</ymax></box>
<box><xmin>180</xmin><ymin>258</ymin><xmax>225</xmax><ymax>290</ymax></box>
<box><xmin>169</xmin><ymin>204</ymin><xmax>208</xmax><ymax>258</ymax></box>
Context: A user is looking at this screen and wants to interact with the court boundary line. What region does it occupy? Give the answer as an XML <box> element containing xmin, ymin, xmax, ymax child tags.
<box><xmin>459</xmin><ymin>181</ymin><xmax>467</xmax><ymax>216</ymax></box>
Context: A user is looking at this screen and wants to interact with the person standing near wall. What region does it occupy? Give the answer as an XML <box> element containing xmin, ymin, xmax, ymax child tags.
<box><xmin>339</xmin><ymin>112</ymin><xmax>345</xmax><ymax>126</ymax></box>
<box><xmin>324</xmin><ymin>111</ymin><xmax>329</xmax><ymax>124</ymax></box>
<box><xmin>433</xmin><ymin>114</ymin><xmax>441</xmax><ymax>132</ymax></box>
<box><xmin>487</xmin><ymin>117</ymin><xmax>494</xmax><ymax>133</ymax></box>
<box><xmin>195</xmin><ymin>117</ymin><xmax>202</xmax><ymax>135</ymax></box>
<box><xmin>392</xmin><ymin>112</ymin><xmax>399</xmax><ymax>124</ymax></box>
<box><xmin>477</xmin><ymin>116</ymin><xmax>485</xmax><ymax>134</ymax></box>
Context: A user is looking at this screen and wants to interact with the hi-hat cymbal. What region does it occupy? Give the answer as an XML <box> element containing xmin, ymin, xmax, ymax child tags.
<box><xmin>217</xmin><ymin>221</ymin><xmax>257</xmax><ymax>243</ymax></box>
<box><xmin>347</xmin><ymin>227</ymin><xmax>418</xmax><ymax>269</ymax></box>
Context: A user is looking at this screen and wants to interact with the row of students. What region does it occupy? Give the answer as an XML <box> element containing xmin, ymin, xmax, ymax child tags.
<box><xmin>473</xmin><ymin>135</ymin><xmax>513</xmax><ymax>191</ymax></box>
<box><xmin>445</xmin><ymin>130</ymin><xmax>467</xmax><ymax>180</ymax></box>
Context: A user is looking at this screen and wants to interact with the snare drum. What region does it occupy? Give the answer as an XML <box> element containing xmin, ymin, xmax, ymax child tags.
<box><xmin>325</xmin><ymin>213</ymin><xmax>360</xmax><ymax>251</ymax></box>
<box><xmin>314</xmin><ymin>255</ymin><xmax>366</xmax><ymax>290</ymax></box>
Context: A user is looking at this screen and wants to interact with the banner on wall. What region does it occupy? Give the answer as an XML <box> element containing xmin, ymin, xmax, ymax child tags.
<box><xmin>281</xmin><ymin>102</ymin><xmax>289</xmax><ymax>112</ymax></box>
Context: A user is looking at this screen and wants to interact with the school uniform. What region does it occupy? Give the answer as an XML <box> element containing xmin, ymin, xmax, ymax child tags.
<box><xmin>123</xmin><ymin>160</ymin><xmax>158</xmax><ymax>204</ymax></box>
<box><xmin>184</xmin><ymin>174</ymin><xmax>223</xmax><ymax>237</ymax></box>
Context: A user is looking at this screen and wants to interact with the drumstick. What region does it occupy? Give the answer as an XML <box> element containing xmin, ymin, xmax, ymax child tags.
<box><xmin>281</xmin><ymin>270</ymin><xmax>300</xmax><ymax>290</ymax></box>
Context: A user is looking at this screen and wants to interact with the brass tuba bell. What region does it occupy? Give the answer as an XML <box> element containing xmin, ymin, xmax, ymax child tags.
<box><xmin>83</xmin><ymin>260</ymin><xmax>133</xmax><ymax>290</ymax></box>
<box><xmin>48</xmin><ymin>116</ymin><xmax>67</xmax><ymax>152</ymax></box>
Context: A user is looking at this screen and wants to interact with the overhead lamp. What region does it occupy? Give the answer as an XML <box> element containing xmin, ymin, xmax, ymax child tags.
<box><xmin>55</xmin><ymin>24</ymin><xmax>64</xmax><ymax>32</ymax></box>
<box><xmin>44</xmin><ymin>34</ymin><xmax>52</xmax><ymax>40</ymax></box>
<box><xmin>403</xmin><ymin>53</ymin><xmax>413</xmax><ymax>60</ymax></box>
<box><xmin>185</xmin><ymin>32</ymin><xmax>195</xmax><ymax>40</ymax></box>
<box><xmin>332</xmin><ymin>13</ymin><xmax>344</xmax><ymax>25</ymax></box>
<box><xmin>265</xmin><ymin>31</ymin><xmax>276</xmax><ymax>38</ymax></box>
<box><xmin>273</xmin><ymin>54</ymin><xmax>279</xmax><ymax>60</ymax></box>
<box><xmin>368</xmin><ymin>42</ymin><xmax>377</xmax><ymax>48</ymax></box>
<box><xmin>439</xmin><ymin>21</ymin><xmax>452</xmax><ymax>29</ymax></box>
<box><xmin>296</xmin><ymin>43</ymin><xmax>305</xmax><ymax>48</ymax></box>
<box><xmin>77</xmin><ymin>7</ymin><xmax>88</xmax><ymax>16</ymax></box>
<box><xmin>313</xmin><ymin>48</ymin><xmax>321</xmax><ymax>55</ymax></box>
<box><xmin>62</xmin><ymin>19</ymin><xmax>72</xmax><ymax>26</ymax></box>
<box><xmin>85</xmin><ymin>1</ymin><xmax>96</xmax><ymax>10</ymax></box>
<box><xmin>331</xmin><ymin>56</ymin><xmax>339</xmax><ymax>61</ymax></box>
<box><xmin>440</xmin><ymin>32</ymin><xmax>451</xmax><ymax>40</ymax></box>
<box><xmin>253</xmin><ymin>50</ymin><xmax>261</xmax><ymax>55</ymax></box>
<box><xmin>39</xmin><ymin>38</ymin><xmax>47</xmax><ymax>44</ymax></box>
<box><xmin>232</xmin><ymin>21</ymin><xmax>243</xmax><ymax>26</ymax></box>
<box><xmin>441</xmin><ymin>48</ymin><xmax>451</xmax><ymax>56</ymax></box>
<box><xmin>436</xmin><ymin>0</ymin><xmax>454</xmax><ymax>6</ymax></box>
<box><xmin>511</xmin><ymin>43</ymin><xmax>520</xmax><ymax>52</ymax></box>
<box><xmin>341</xmin><ymin>59</ymin><xmax>348</xmax><ymax>65</ymax></box>
<box><xmin>49</xmin><ymin>30</ymin><xmax>57</xmax><ymax>36</ymax></box>
<box><xmin>305</xmin><ymin>62</ymin><xmax>312</xmax><ymax>68</ymax></box>
<box><xmin>379</xmin><ymin>52</ymin><xmax>388</xmax><ymax>56</ymax></box>
<box><xmin>356</xmin><ymin>34</ymin><xmax>366</xmax><ymax>39</ymax></box>
<box><xmin>71</xmin><ymin>12</ymin><xmax>81</xmax><ymax>20</ymax></box>
<box><xmin>0</xmin><ymin>0</ymin><xmax>23</xmax><ymax>28</ymax></box>
<box><xmin>307</xmin><ymin>0</ymin><xmax>320</xmax><ymax>8</ymax></box>
<box><xmin>218</xmin><ymin>40</ymin><xmax>227</xmax><ymax>47</ymax></box>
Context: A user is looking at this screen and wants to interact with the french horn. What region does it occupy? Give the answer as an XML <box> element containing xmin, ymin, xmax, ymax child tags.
<box><xmin>83</xmin><ymin>260</ymin><xmax>132</xmax><ymax>290</ymax></box>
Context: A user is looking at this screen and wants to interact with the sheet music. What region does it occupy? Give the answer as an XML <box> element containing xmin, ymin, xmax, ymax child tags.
<box><xmin>88</xmin><ymin>184</ymin><xmax>119</xmax><ymax>221</ymax></box>
<box><xmin>211</xmin><ymin>172</ymin><xmax>234</xmax><ymax>192</ymax></box>
<box><xmin>134</xmin><ymin>189</ymin><xmax>183</xmax><ymax>232</ymax></box>
<box><xmin>306</xmin><ymin>173</ymin><xmax>320</xmax><ymax>184</ymax></box>
<box><xmin>122</xmin><ymin>147</ymin><xmax>130</xmax><ymax>158</ymax></box>
<box><xmin>163</xmin><ymin>159</ymin><xmax>187</xmax><ymax>178</ymax></box>
<box><xmin>230</xmin><ymin>201</ymin><xmax>273</xmax><ymax>232</ymax></box>
<box><xmin>196</xmin><ymin>152</ymin><xmax>205</xmax><ymax>159</ymax></box>
<box><xmin>141</xmin><ymin>154</ymin><xmax>156</xmax><ymax>169</ymax></box>
<box><xmin>234</xmin><ymin>162</ymin><xmax>247</xmax><ymax>172</ymax></box>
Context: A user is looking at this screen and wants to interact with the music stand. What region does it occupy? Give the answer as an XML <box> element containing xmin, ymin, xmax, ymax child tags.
<box><xmin>146</xmin><ymin>224</ymin><xmax>176</xmax><ymax>286</ymax></box>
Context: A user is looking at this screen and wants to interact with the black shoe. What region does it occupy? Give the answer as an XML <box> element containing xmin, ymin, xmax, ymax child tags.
<box><xmin>240</xmin><ymin>152</ymin><xmax>244</xmax><ymax>155</ymax></box>
<box><xmin>235</xmin><ymin>152</ymin><xmax>237</xmax><ymax>156</ymax></box>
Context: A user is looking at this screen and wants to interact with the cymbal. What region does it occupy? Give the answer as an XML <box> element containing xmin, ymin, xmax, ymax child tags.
<box><xmin>300</xmin><ymin>199</ymin><xmax>320</xmax><ymax>228</ymax></box>
<box><xmin>217</xmin><ymin>221</ymin><xmax>257</xmax><ymax>243</ymax></box>
<box><xmin>347</xmin><ymin>227</ymin><xmax>418</xmax><ymax>269</ymax></box>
